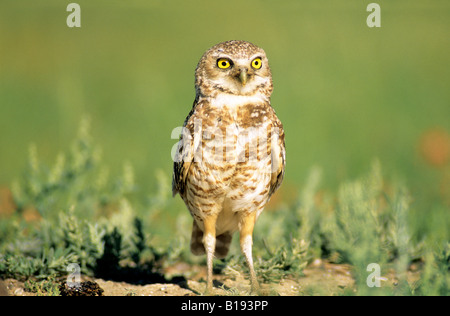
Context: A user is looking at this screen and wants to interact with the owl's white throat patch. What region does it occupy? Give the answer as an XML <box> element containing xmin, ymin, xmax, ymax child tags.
<box><xmin>210</xmin><ymin>93</ymin><xmax>266</xmax><ymax>109</ymax></box>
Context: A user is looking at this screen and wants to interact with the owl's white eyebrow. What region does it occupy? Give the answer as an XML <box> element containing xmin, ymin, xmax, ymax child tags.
<box><xmin>250</xmin><ymin>54</ymin><xmax>263</xmax><ymax>60</ymax></box>
<box><xmin>217</xmin><ymin>54</ymin><xmax>233</xmax><ymax>60</ymax></box>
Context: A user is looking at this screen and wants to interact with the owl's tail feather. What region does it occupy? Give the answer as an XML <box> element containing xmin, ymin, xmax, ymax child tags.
<box><xmin>190</xmin><ymin>221</ymin><xmax>205</xmax><ymax>256</ymax></box>
<box><xmin>215</xmin><ymin>232</ymin><xmax>232</xmax><ymax>259</ymax></box>
<box><xmin>190</xmin><ymin>220</ymin><xmax>232</xmax><ymax>259</ymax></box>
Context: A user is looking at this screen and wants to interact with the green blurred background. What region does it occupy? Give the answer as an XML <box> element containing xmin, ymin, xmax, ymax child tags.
<box><xmin>0</xmin><ymin>1</ymin><xmax>449</xmax><ymax>225</ymax></box>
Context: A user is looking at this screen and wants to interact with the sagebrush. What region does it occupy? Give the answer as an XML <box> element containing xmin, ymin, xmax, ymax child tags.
<box><xmin>0</xmin><ymin>120</ymin><xmax>448</xmax><ymax>296</ymax></box>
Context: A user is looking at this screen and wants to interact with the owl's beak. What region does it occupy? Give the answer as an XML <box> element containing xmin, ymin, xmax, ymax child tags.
<box><xmin>238</xmin><ymin>68</ymin><xmax>248</xmax><ymax>86</ymax></box>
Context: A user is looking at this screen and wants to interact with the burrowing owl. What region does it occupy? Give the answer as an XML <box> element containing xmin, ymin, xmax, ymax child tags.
<box><xmin>172</xmin><ymin>40</ymin><xmax>286</xmax><ymax>293</ymax></box>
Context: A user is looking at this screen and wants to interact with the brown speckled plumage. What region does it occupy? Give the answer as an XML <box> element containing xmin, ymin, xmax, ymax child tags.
<box><xmin>172</xmin><ymin>40</ymin><xmax>285</xmax><ymax>293</ymax></box>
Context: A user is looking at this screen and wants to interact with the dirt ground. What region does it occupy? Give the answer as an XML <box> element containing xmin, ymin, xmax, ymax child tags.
<box><xmin>2</xmin><ymin>260</ymin><xmax>357</xmax><ymax>296</ymax></box>
<box><xmin>1</xmin><ymin>258</ymin><xmax>423</xmax><ymax>296</ymax></box>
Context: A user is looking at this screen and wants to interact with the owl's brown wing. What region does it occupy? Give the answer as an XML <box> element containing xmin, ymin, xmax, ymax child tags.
<box><xmin>268</xmin><ymin>114</ymin><xmax>286</xmax><ymax>198</ymax></box>
<box><xmin>172</xmin><ymin>96</ymin><xmax>199</xmax><ymax>197</ymax></box>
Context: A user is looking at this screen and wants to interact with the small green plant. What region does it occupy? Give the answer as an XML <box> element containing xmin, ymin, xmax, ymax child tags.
<box><xmin>256</xmin><ymin>237</ymin><xmax>309</xmax><ymax>283</ymax></box>
<box><xmin>329</xmin><ymin>161</ymin><xmax>388</xmax><ymax>290</ymax></box>
<box><xmin>24</xmin><ymin>277</ymin><xmax>61</xmax><ymax>296</ymax></box>
<box><xmin>11</xmin><ymin>118</ymin><xmax>136</xmax><ymax>220</ymax></box>
<box><xmin>0</xmin><ymin>118</ymin><xmax>144</xmax><ymax>281</ymax></box>
<box><xmin>413</xmin><ymin>243</ymin><xmax>450</xmax><ymax>296</ymax></box>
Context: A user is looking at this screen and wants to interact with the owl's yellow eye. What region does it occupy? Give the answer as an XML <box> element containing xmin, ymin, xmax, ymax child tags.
<box><xmin>251</xmin><ymin>57</ymin><xmax>262</xmax><ymax>69</ymax></box>
<box><xmin>217</xmin><ymin>58</ymin><xmax>231</xmax><ymax>69</ymax></box>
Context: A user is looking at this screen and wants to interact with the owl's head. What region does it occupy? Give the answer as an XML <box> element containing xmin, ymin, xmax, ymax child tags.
<box><xmin>195</xmin><ymin>40</ymin><xmax>273</xmax><ymax>98</ymax></box>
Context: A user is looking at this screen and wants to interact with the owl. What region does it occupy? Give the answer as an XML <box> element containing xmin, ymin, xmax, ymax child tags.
<box><xmin>172</xmin><ymin>40</ymin><xmax>286</xmax><ymax>294</ymax></box>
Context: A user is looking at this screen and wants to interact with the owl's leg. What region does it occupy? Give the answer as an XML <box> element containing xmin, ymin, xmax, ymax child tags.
<box><xmin>239</xmin><ymin>212</ymin><xmax>260</xmax><ymax>294</ymax></box>
<box><xmin>202</xmin><ymin>214</ymin><xmax>218</xmax><ymax>295</ymax></box>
